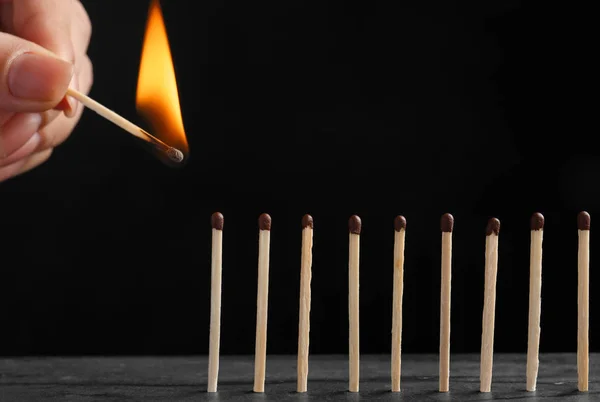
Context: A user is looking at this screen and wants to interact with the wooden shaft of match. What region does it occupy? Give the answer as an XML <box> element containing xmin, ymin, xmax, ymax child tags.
<box><xmin>349</xmin><ymin>232</ymin><xmax>360</xmax><ymax>393</ymax></box>
<box><xmin>526</xmin><ymin>229</ymin><xmax>543</xmax><ymax>391</ymax></box>
<box><xmin>480</xmin><ymin>233</ymin><xmax>499</xmax><ymax>392</ymax></box>
<box><xmin>66</xmin><ymin>88</ymin><xmax>148</xmax><ymax>142</ymax></box>
<box><xmin>207</xmin><ymin>228</ymin><xmax>223</xmax><ymax>393</ymax></box>
<box><xmin>253</xmin><ymin>229</ymin><xmax>271</xmax><ymax>393</ymax></box>
<box><xmin>578</xmin><ymin>229</ymin><xmax>590</xmax><ymax>392</ymax></box>
<box><xmin>297</xmin><ymin>226</ymin><xmax>313</xmax><ymax>393</ymax></box>
<box><xmin>439</xmin><ymin>232</ymin><xmax>452</xmax><ymax>392</ymax></box>
<box><xmin>391</xmin><ymin>229</ymin><xmax>406</xmax><ymax>392</ymax></box>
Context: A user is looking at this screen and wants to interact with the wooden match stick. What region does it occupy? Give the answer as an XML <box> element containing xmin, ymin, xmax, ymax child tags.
<box><xmin>526</xmin><ymin>212</ymin><xmax>544</xmax><ymax>392</ymax></box>
<box><xmin>480</xmin><ymin>218</ymin><xmax>500</xmax><ymax>393</ymax></box>
<box><xmin>207</xmin><ymin>212</ymin><xmax>224</xmax><ymax>393</ymax></box>
<box><xmin>297</xmin><ymin>214</ymin><xmax>314</xmax><ymax>393</ymax></box>
<box><xmin>439</xmin><ymin>213</ymin><xmax>453</xmax><ymax>393</ymax></box>
<box><xmin>65</xmin><ymin>88</ymin><xmax>184</xmax><ymax>162</ymax></box>
<box><xmin>348</xmin><ymin>215</ymin><xmax>361</xmax><ymax>393</ymax></box>
<box><xmin>577</xmin><ymin>211</ymin><xmax>590</xmax><ymax>392</ymax></box>
<box><xmin>391</xmin><ymin>216</ymin><xmax>406</xmax><ymax>392</ymax></box>
<box><xmin>253</xmin><ymin>213</ymin><xmax>272</xmax><ymax>393</ymax></box>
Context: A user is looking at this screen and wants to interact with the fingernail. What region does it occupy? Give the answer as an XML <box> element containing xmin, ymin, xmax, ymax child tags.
<box><xmin>8</xmin><ymin>52</ymin><xmax>74</xmax><ymax>102</ymax></box>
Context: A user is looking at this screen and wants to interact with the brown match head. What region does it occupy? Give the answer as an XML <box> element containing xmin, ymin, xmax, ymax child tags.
<box><xmin>578</xmin><ymin>211</ymin><xmax>590</xmax><ymax>231</ymax></box>
<box><xmin>302</xmin><ymin>214</ymin><xmax>313</xmax><ymax>229</ymax></box>
<box><xmin>441</xmin><ymin>213</ymin><xmax>454</xmax><ymax>232</ymax></box>
<box><xmin>394</xmin><ymin>215</ymin><xmax>406</xmax><ymax>231</ymax></box>
<box><xmin>211</xmin><ymin>212</ymin><xmax>224</xmax><ymax>230</ymax></box>
<box><xmin>349</xmin><ymin>215</ymin><xmax>362</xmax><ymax>234</ymax></box>
<box><xmin>486</xmin><ymin>218</ymin><xmax>500</xmax><ymax>236</ymax></box>
<box><xmin>259</xmin><ymin>213</ymin><xmax>272</xmax><ymax>231</ymax></box>
<box><xmin>531</xmin><ymin>212</ymin><xmax>544</xmax><ymax>231</ymax></box>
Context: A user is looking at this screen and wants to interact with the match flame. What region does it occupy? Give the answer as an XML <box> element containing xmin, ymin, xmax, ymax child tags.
<box><xmin>136</xmin><ymin>0</ymin><xmax>188</xmax><ymax>157</ymax></box>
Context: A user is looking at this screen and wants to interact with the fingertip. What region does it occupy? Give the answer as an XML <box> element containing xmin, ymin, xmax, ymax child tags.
<box><xmin>53</xmin><ymin>97</ymin><xmax>73</xmax><ymax>116</ymax></box>
<box><xmin>62</xmin><ymin>75</ymin><xmax>79</xmax><ymax>118</ymax></box>
<box><xmin>7</xmin><ymin>52</ymin><xmax>74</xmax><ymax>105</ymax></box>
<box><xmin>54</xmin><ymin>93</ymin><xmax>77</xmax><ymax>118</ymax></box>
<box><xmin>0</xmin><ymin>113</ymin><xmax>42</xmax><ymax>161</ymax></box>
<box><xmin>0</xmin><ymin>132</ymin><xmax>41</xmax><ymax>167</ymax></box>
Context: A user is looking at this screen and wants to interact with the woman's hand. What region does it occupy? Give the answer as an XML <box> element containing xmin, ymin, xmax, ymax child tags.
<box><xmin>0</xmin><ymin>0</ymin><xmax>93</xmax><ymax>182</ymax></box>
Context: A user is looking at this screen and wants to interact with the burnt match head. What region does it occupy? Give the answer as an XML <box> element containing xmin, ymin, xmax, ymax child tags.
<box><xmin>349</xmin><ymin>215</ymin><xmax>362</xmax><ymax>234</ymax></box>
<box><xmin>167</xmin><ymin>147</ymin><xmax>184</xmax><ymax>163</ymax></box>
<box><xmin>441</xmin><ymin>213</ymin><xmax>454</xmax><ymax>232</ymax></box>
<box><xmin>394</xmin><ymin>215</ymin><xmax>407</xmax><ymax>232</ymax></box>
<box><xmin>302</xmin><ymin>214</ymin><xmax>313</xmax><ymax>229</ymax></box>
<box><xmin>486</xmin><ymin>218</ymin><xmax>500</xmax><ymax>236</ymax></box>
<box><xmin>578</xmin><ymin>211</ymin><xmax>591</xmax><ymax>231</ymax></box>
<box><xmin>259</xmin><ymin>213</ymin><xmax>272</xmax><ymax>231</ymax></box>
<box><xmin>211</xmin><ymin>212</ymin><xmax>224</xmax><ymax>230</ymax></box>
<box><xmin>531</xmin><ymin>212</ymin><xmax>544</xmax><ymax>231</ymax></box>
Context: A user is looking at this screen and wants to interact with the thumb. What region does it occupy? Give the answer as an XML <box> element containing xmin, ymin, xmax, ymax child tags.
<box><xmin>0</xmin><ymin>32</ymin><xmax>73</xmax><ymax>113</ymax></box>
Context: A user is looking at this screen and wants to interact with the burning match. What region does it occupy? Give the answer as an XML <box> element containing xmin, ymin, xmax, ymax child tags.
<box><xmin>66</xmin><ymin>88</ymin><xmax>184</xmax><ymax>163</ymax></box>
<box><xmin>69</xmin><ymin>0</ymin><xmax>188</xmax><ymax>164</ymax></box>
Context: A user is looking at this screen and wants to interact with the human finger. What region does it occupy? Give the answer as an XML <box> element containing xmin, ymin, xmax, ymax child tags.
<box><xmin>36</xmin><ymin>54</ymin><xmax>92</xmax><ymax>151</ymax></box>
<box><xmin>70</xmin><ymin>0</ymin><xmax>92</xmax><ymax>55</ymax></box>
<box><xmin>10</xmin><ymin>0</ymin><xmax>74</xmax><ymax>62</ymax></box>
<box><xmin>0</xmin><ymin>147</ymin><xmax>52</xmax><ymax>182</ymax></box>
<box><xmin>0</xmin><ymin>31</ymin><xmax>73</xmax><ymax>112</ymax></box>
<box><xmin>10</xmin><ymin>0</ymin><xmax>78</xmax><ymax>116</ymax></box>
<box><xmin>0</xmin><ymin>131</ymin><xmax>40</xmax><ymax>167</ymax></box>
<box><xmin>37</xmin><ymin>95</ymin><xmax>84</xmax><ymax>151</ymax></box>
<box><xmin>0</xmin><ymin>112</ymin><xmax>41</xmax><ymax>160</ymax></box>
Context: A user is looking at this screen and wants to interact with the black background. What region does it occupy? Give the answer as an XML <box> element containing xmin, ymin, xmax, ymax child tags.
<box><xmin>0</xmin><ymin>1</ymin><xmax>596</xmax><ymax>356</ymax></box>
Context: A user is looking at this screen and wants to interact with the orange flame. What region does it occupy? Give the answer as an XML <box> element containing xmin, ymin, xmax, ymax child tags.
<box><xmin>136</xmin><ymin>0</ymin><xmax>188</xmax><ymax>155</ymax></box>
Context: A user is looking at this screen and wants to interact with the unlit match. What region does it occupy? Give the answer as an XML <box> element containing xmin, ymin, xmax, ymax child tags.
<box><xmin>577</xmin><ymin>211</ymin><xmax>590</xmax><ymax>392</ymax></box>
<box><xmin>66</xmin><ymin>88</ymin><xmax>184</xmax><ymax>163</ymax></box>
<box><xmin>348</xmin><ymin>215</ymin><xmax>361</xmax><ymax>393</ymax></box>
<box><xmin>207</xmin><ymin>212</ymin><xmax>224</xmax><ymax>392</ymax></box>
<box><xmin>254</xmin><ymin>213</ymin><xmax>272</xmax><ymax>393</ymax></box>
<box><xmin>297</xmin><ymin>214</ymin><xmax>314</xmax><ymax>393</ymax></box>
<box><xmin>391</xmin><ymin>216</ymin><xmax>406</xmax><ymax>392</ymax></box>
<box><xmin>526</xmin><ymin>212</ymin><xmax>544</xmax><ymax>392</ymax></box>
<box><xmin>480</xmin><ymin>218</ymin><xmax>500</xmax><ymax>393</ymax></box>
<box><xmin>439</xmin><ymin>213</ymin><xmax>454</xmax><ymax>392</ymax></box>
<box><xmin>198</xmin><ymin>211</ymin><xmax>591</xmax><ymax>394</ymax></box>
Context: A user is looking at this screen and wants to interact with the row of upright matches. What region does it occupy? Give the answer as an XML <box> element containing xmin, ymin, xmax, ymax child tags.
<box><xmin>205</xmin><ymin>211</ymin><xmax>591</xmax><ymax>394</ymax></box>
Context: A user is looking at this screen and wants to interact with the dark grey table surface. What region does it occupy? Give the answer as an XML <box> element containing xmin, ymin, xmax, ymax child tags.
<box><xmin>0</xmin><ymin>354</ymin><xmax>596</xmax><ymax>401</ymax></box>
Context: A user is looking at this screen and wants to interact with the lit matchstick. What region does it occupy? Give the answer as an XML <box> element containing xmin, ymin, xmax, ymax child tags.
<box><xmin>69</xmin><ymin>0</ymin><xmax>187</xmax><ymax>164</ymax></box>
<box><xmin>66</xmin><ymin>88</ymin><xmax>184</xmax><ymax>163</ymax></box>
